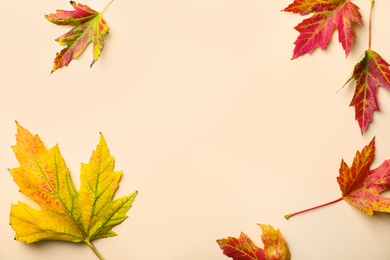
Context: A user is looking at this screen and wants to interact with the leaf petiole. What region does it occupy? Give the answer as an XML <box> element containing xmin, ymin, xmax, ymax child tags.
<box><xmin>101</xmin><ymin>0</ymin><xmax>115</xmax><ymax>14</ymax></box>
<box><xmin>284</xmin><ymin>198</ymin><xmax>343</xmax><ymax>219</ymax></box>
<box><xmin>86</xmin><ymin>240</ymin><xmax>104</xmax><ymax>260</ymax></box>
<box><xmin>368</xmin><ymin>0</ymin><xmax>374</xmax><ymax>49</ymax></box>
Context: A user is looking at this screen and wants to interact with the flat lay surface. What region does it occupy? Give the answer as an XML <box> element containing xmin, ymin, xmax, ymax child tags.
<box><xmin>1</xmin><ymin>0</ymin><xmax>390</xmax><ymax>259</ymax></box>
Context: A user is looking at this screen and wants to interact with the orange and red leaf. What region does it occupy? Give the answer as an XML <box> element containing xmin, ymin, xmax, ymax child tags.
<box><xmin>217</xmin><ymin>224</ymin><xmax>290</xmax><ymax>260</ymax></box>
<box><xmin>337</xmin><ymin>137</ymin><xmax>390</xmax><ymax>215</ymax></box>
<box><xmin>286</xmin><ymin>137</ymin><xmax>390</xmax><ymax>218</ymax></box>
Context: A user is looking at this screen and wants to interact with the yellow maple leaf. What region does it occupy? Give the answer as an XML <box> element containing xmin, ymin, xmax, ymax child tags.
<box><xmin>9</xmin><ymin>122</ymin><xmax>137</xmax><ymax>259</ymax></box>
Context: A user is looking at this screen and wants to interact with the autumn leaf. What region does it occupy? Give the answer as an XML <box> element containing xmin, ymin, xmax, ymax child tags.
<box><xmin>45</xmin><ymin>1</ymin><xmax>113</xmax><ymax>73</ymax></box>
<box><xmin>285</xmin><ymin>137</ymin><xmax>390</xmax><ymax>219</ymax></box>
<box><xmin>216</xmin><ymin>224</ymin><xmax>291</xmax><ymax>260</ymax></box>
<box><xmin>336</xmin><ymin>137</ymin><xmax>390</xmax><ymax>214</ymax></box>
<box><xmin>283</xmin><ymin>0</ymin><xmax>362</xmax><ymax>59</ymax></box>
<box><xmin>343</xmin><ymin>49</ymin><xmax>390</xmax><ymax>134</ymax></box>
<box><xmin>9</xmin><ymin>122</ymin><xmax>137</xmax><ymax>259</ymax></box>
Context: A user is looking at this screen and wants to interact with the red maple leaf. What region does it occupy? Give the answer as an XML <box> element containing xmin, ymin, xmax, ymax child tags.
<box><xmin>337</xmin><ymin>137</ymin><xmax>390</xmax><ymax>215</ymax></box>
<box><xmin>344</xmin><ymin>49</ymin><xmax>390</xmax><ymax>134</ymax></box>
<box><xmin>217</xmin><ymin>224</ymin><xmax>290</xmax><ymax>260</ymax></box>
<box><xmin>286</xmin><ymin>137</ymin><xmax>390</xmax><ymax>219</ymax></box>
<box><xmin>217</xmin><ymin>232</ymin><xmax>265</xmax><ymax>260</ymax></box>
<box><xmin>283</xmin><ymin>0</ymin><xmax>362</xmax><ymax>59</ymax></box>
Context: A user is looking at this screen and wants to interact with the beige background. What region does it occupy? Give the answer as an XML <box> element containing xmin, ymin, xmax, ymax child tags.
<box><xmin>1</xmin><ymin>0</ymin><xmax>390</xmax><ymax>259</ymax></box>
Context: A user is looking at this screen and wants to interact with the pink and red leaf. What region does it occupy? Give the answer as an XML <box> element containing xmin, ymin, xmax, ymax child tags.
<box><xmin>45</xmin><ymin>1</ymin><xmax>109</xmax><ymax>72</ymax></box>
<box><xmin>345</xmin><ymin>50</ymin><xmax>390</xmax><ymax>134</ymax></box>
<box><xmin>217</xmin><ymin>232</ymin><xmax>265</xmax><ymax>260</ymax></box>
<box><xmin>283</xmin><ymin>0</ymin><xmax>362</xmax><ymax>59</ymax></box>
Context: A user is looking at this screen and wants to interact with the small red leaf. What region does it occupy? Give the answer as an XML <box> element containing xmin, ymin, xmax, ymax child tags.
<box><xmin>217</xmin><ymin>224</ymin><xmax>290</xmax><ymax>260</ymax></box>
<box><xmin>45</xmin><ymin>1</ymin><xmax>110</xmax><ymax>72</ymax></box>
<box><xmin>345</xmin><ymin>50</ymin><xmax>390</xmax><ymax>134</ymax></box>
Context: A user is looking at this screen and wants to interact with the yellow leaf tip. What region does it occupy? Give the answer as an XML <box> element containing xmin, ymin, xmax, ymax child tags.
<box><xmin>15</xmin><ymin>121</ymin><xmax>23</xmax><ymax>131</ymax></box>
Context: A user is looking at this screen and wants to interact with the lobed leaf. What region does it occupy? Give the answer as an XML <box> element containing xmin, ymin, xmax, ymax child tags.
<box><xmin>283</xmin><ymin>0</ymin><xmax>362</xmax><ymax>59</ymax></box>
<box><xmin>260</xmin><ymin>224</ymin><xmax>290</xmax><ymax>260</ymax></box>
<box><xmin>9</xmin><ymin>122</ymin><xmax>137</xmax><ymax>258</ymax></box>
<box><xmin>45</xmin><ymin>1</ymin><xmax>109</xmax><ymax>73</ymax></box>
<box><xmin>285</xmin><ymin>137</ymin><xmax>390</xmax><ymax>219</ymax></box>
<box><xmin>344</xmin><ymin>49</ymin><xmax>390</xmax><ymax>134</ymax></box>
<box><xmin>217</xmin><ymin>224</ymin><xmax>290</xmax><ymax>260</ymax></box>
<box><xmin>337</xmin><ymin>137</ymin><xmax>390</xmax><ymax>215</ymax></box>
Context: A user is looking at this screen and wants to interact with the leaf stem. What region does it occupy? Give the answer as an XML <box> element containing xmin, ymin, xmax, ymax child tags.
<box><xmin>368</xmin><ymin>0</ymin><xmax>374</xmax><ymax>50</ymax></box>
<box><xmin>284</xmin><ymin>198</ymin><xmax>343</xmax><ymax>219</ymax></box>
<box><xmin>101</xmin><ymin>0</ymin><xmax>115</xmax><ymax>14</ymax></box>
<box><xmin>86</xmin><ymin>240</ymin><xmax>104</xmax><ymax>260</ymax></box>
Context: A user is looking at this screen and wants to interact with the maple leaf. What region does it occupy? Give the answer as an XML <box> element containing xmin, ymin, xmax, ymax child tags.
<box><xmin>45</xmin><ymin>1</ymin><xmax>113</xmax><ymax>73</ymax></box>
<box><xmin>283</xmin><ymin>0</ymin><xmax>363</xmax><ymax>59</ymax></box>
<box><xmin>343</xmin><ymin>49</ymin><xmax>390</xmax><ymax>134</ymax></box>
<box><xmin>336</xmin><ymin>137</ymin><xmax>390</xmax><ymax>215</ymax></box>
<box><xmin>9</xmin><ymin>122</ymin><xmax>137</xmax><ymax>259</ymax></box>
<box><xmin>216</xmin><ymin>224</ymin><xmax>291</xmax><ymax>260</ymax></box>
<box><xmin>285</xmin><ymin>137</ymin><xmax>390</xmax><ymax>219</ymax></box>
